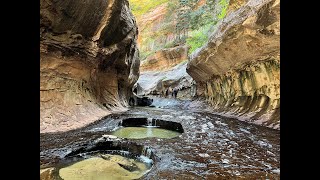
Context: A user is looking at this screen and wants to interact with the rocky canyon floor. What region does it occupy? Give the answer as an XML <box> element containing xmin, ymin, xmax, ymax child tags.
<box><xmin>40</xmin><ymin>97</ymin><xmax>280</xmax><ymax>179</ymax></box>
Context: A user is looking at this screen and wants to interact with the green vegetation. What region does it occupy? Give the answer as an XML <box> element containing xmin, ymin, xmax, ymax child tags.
<box><xmin>218</xmin><ymin>0</ymin><xmax>229</xmax><ymax>19</ymax></box>
<box><xmin>186</xmin><ymin>0</ymin><xmax>229</xmax><ymax>55</ymax></box>
<box><xmin>129</xmin><ymin>0</ymin><xmax>169</xmax><ymax>18</ymax></box>
<box><xmin>129</xmin><ymin>0</ymin><xmax>230</xmax><ymax>60</ymax></box>
<box><xmin>186</xmin><ymin>22</ymin><xmax>215</xmax><ymax>54</ymax></box>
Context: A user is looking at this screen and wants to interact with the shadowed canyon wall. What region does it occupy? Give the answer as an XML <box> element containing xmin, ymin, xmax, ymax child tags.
<box><xmin>187</xmin><ymin>0</ymin><xmax>280</xmax><ymax>129</ymax></box>
<box><xmin>40</xmin><ymin>0</ymin><xmax>140</xmax><ymax>133</ymax></box>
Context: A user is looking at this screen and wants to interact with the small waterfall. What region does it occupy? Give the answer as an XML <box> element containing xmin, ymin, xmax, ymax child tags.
<box><xmin>147</xmin><ymin>118</ymin><xmax>153</xmax><ymax>126</ymax></box>
<box><xmin>146</xmin><ymin>148</ymin><xmax>152</xmax><ymax>158</ymax></box>
<box><xmin>139</xmin><ymin>147</ymin><xmax>153</xmax><ymax>168</ymax></box>
<box><xmin>141</xmin><ymin>147</ymin><xmax>152</xmax><ymax>158</ymax></box>
<box><xmin>120</xmin><ymin>119</ymin><xmax>123</xmax><ymax>126</ymax></box>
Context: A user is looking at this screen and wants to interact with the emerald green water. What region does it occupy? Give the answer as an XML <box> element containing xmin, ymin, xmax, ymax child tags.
<box><xmin>112</xmin><ymin>127</ymin><xmax>181</xmax><ymax>139</ymax></box>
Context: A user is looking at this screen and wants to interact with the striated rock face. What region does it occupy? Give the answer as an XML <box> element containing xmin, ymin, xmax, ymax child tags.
<box><xmin>137</xmin><ymin>61</ymin><xmax>194</xmax><ymax>99</ymax></box>
<box><xmin>40</xmin><ymin>0</ymin><xmax>140</xmax><ymax>133</ymax></box>
<box><xmin>187</xmin><ymin>0</ymin><xmax>280</xmax><ymax>129</ymax></box>
<box><xmin>140</xmin><ymin>45</ymin><xmax>188</xmax><ymax>71</ymax></box>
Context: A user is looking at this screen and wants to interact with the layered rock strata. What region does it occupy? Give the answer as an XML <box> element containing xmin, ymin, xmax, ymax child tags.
<box><xmin>40</xmin><ymin>0</ymin><xmax>139</xmax><ymax>132</ymax></box>
<box><xmin>187</xmin><ymin>0</ymin><xmax>280</xmax><ymax>129</ymax></box>
<box><xmin>137</xmin><ymin>61</ymin><xmax>194</xmax><ymax>99</ymax></box>
<box><xmin>140</xmin><ymin>45</ymin><xmax>188</xmax><ymax>71</ymax></box>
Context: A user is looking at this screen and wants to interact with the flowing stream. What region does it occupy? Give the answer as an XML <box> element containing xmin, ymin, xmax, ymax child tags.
<box><xmin>40</xmin><ymin>98</ymin><xmax>280</xmax><ymax>179</ymax></box>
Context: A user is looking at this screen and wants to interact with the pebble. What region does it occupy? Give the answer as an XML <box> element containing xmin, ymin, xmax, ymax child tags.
<box><xmin>267</xmin><ymin>151</ymin><xmax>275</xmax><ymax>156</ymax></box>
<box><xmin>102</xmin><ymin>134</ymin><xmax>118</xmax><ymax>139</ymax></box>
<box><xmin>199</xmin><ymin>153</ymin><xmax>210</xmax><ymax>158</ymax></box>
<box><xmin>240</xmin><ymin>128</ymin><xmax>251</xmax><ymax>134</ymax></box>
<box><xmin>207</xmin><ymin>122</ymin><xmax>214</xmax><ymax>128</ymax></box>
<box><xmin>201</xmin><ymin>124</ymin><xmax>209</xmax><ymax>129</ymax></box>
<box><xmin>271</xmin><ymin>169</ymin><xmax>280</xmax><ymax>174</ymax></box>
<box><xmin>222</xmin><ymin>159</ymin><xmax>230</xmax><ymax>164</ymax></box>
<box><xmin>216</xmin><ymin>121</ymin><xmax>228</xmax><ymax>126</ymax></box>
<box><xmin>257</xmin><ymin>140</ymin><xmax>273</xmax><ymax>148</ymax></box>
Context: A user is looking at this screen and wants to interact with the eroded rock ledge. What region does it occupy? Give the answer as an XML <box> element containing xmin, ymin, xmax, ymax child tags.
<box><xmin>187</xmin><ymin>0</ymin><xmax>280</xmax><ymax>129</ymax></box>
<box><xmin>40</xmin><ymin>0</ymin><xmax>140</xmax><ymax>133</ymax></box>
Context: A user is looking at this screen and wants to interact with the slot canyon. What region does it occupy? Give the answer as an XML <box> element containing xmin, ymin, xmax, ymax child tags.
<box><xmin>40</xmin><ymin>0</ymin><xmax>280</xmax><ymax>179</ymax></box>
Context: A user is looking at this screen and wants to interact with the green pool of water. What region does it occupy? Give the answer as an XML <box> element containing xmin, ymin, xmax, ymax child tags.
<box><xmin>112</xmin><ymin>127</ymin><xmax>181</xmax><ymax>139</ymax></box>
<box><xmin>58</xmin><ymin>154</ymin><xmax>150</xmax><ymax>180</ymax></box>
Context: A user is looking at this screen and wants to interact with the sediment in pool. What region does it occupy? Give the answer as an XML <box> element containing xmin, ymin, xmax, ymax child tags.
<box><xmin>58</xmin><ymin>153</ymin><xmax>151</xmax><ymax>180</ymax></box>
<box><xmin>40</xmin><ymin>140</ymin><xmax>154</xmax><ymax>180</ymax></box>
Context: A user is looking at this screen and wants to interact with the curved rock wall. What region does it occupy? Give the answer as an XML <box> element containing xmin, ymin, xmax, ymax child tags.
<box><xmin>187</xmin><ymin>0</ymin><xmax>280</xmax><ymax>129</ymax></box>
<box><xmin>40</xmin><ymin>0</ymin><xmax>140</xmax><ymax>133</ymax></box>
<box><xmin>137</xmin><ymin>61</ymin><xmax>193</xmax><ymax>98</ymax></box>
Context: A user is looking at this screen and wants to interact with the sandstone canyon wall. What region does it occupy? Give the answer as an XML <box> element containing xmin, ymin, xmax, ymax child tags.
<box><xmin>187</xmin><ymin>0</ymin><xmax>280</xmax><ymax>129</ymax></box>
<box><xmin>140</xmin><ymin>45</ymin><xmax>189</xmax><ymax>72</ymax></box>
<box><xmin>40</xmin><ymin>0</ymin><xmax>140</xmax><ymax>133</ymax></box>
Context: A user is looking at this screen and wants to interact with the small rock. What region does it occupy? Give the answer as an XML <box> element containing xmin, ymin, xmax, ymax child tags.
<box><xmin>216</xmin><ymin>121</ymin><xmax>228</xmax><ymax>126</ymax></box>
<box><xmin>222</xmin><ymin>159</ymin><xmax>230</xmax><ymax>164</ymax></box>
<box><xmin>102</xmin><ymin>134</ymin><xmax>118</xmax><ymax>139</ymax></box>
<box><xmin>267</xmin><ymin>151</ymin><xmax>275</xmax><ymax>156</ymax></box>
<box><xmin>263</xmin><ymin>163</ymin><xmax>272</xmax><ymax>169</ymax></box>
<box><xmin>239</xmin><ymin>128</ymin><xmax>251</xmax><ymax>134</ymax></box>
<box><xmin>201</xmin><ymin>124</ymin><xmax>209</xmax><ymax>129</ymax></box>
<box><xmin>199</xmin><ymin>153</ymin><xmax>210</xmax><ymax>158</ymax></box>
<box><xmin>257</xmin><ymin>140</ymin><xmax>272</xmax><ymax>148</ymax></box>
<box><xmin>271</xmin><ymin>169</ymin><xmax>280</xmax><ymax>174</ymax></box>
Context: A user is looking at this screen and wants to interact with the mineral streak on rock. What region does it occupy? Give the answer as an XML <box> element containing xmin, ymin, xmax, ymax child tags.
<box><xmin>40</xmin><ymin>0</ymin><xmax>140</xmax><ymax>133</ymax></box>
<box><xmin>187</xmin><ymin>0</ymin><xmax>280</xmax><ymax>129</ymax></box>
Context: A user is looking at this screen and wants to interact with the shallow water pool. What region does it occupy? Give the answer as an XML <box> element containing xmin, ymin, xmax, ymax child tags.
<box><xmin>112</xmin><ymin>127</ymin><xmax>181</xmax><ymax>139</ymax></box>
<box><xmin>58</xmin><ymin>153</ymin><xmax>151</xmax><ymax>180</ymax></box>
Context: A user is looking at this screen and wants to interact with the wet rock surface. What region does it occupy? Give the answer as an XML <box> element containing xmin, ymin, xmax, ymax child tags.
<box><xmin>40</xmin><ymin>98</ymin><xmax>279</xmax><ymax>179</ymax></box>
